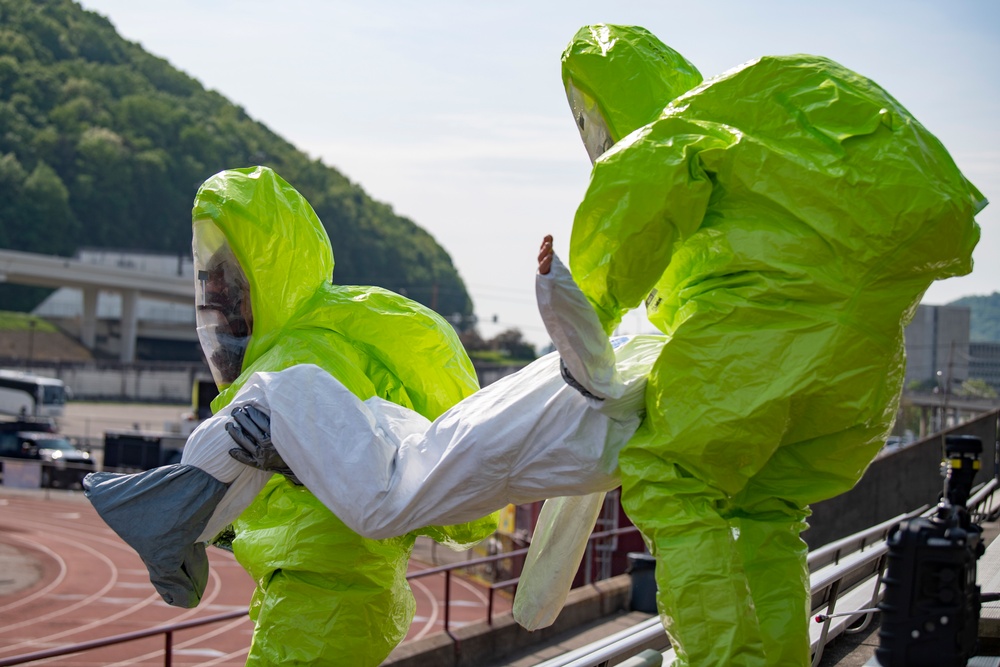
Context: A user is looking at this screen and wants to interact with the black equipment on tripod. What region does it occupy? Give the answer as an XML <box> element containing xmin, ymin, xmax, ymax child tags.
<box><xmin>876</xmin><ymin>434</ymin><xmax>986</xmax><ymax>667</ymax></box>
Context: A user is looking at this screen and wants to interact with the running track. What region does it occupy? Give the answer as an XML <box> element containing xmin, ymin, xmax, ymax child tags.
<box><xmin>0</xmin><ymin>489</ymin><xmax>509</xmax><ymax>665</ymax></box>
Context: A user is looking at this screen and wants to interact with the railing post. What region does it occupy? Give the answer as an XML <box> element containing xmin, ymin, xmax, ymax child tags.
<box><xmin>847</xmin><ymin>552</ymin><xmax>888</xmax><ymax>636</ymax></box>
<box><xmin>811</xmin><ymin>579</ymin><xmax>841</xmax><ymax>667</ymax></box>
<box><xmin>444</xmin><ymin>570</ymin><xmax>452</xmax><ymax>636</ymax></box>
<box><xmin>164</xmin><ymin>629</ymin><xmax>172</xmax><ymax>667</ymax></box>
<box><xmin>488</xmin><ymin>586</ymin><xmax>495</xmax><ymax>626</ymax></box>
<box><xmin>0</xmin><ymin>608</ymin><xmax>249</xmax><ymax>666</ymax></box>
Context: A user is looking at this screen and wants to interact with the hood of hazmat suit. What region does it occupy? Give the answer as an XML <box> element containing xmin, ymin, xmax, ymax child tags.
<box><xmin>561</xmin><ymin>24</ymin><xmax>703</xmax><ymax>163</ymax></box>
<box><xmin>562</xmin><ymin>24</ymin><xmax>985</xmax><ymax>666</ymax></box>
<box><xmin>192</xmin><ymin>166</ymin><xmax>498</xmax><ymax>666</ymax></box>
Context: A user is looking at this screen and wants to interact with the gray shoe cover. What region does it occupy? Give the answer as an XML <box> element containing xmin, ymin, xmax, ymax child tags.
<box><xmin>84</xmin><ymin>464</ymin><xmax>229</xmax><ymax>607</ymax></box>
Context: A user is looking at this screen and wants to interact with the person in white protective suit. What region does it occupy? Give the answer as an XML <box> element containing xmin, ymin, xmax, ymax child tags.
<box><xmin>196</xmin><ymin>235</ymin><xmax>662</xmax><ymax>539</ymax></box>
<box><xmin>84</xmin><ymin>236</ymin><xmax>665</xmax><ymax>617</ymax></box>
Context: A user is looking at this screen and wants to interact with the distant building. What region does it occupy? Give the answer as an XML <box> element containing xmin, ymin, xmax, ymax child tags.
<box><xmin>969</xmin><ymin>342</ymin><xmax>1000</xmax><ymax>392</ymax></box>
<box><xmin>903</xmin><ymin>304</ymin><xmax>970</xmax><ymax>390</ymax></box>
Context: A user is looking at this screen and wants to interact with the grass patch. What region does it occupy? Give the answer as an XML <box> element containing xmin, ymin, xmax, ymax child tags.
<box><xmin>468</xmin><ymin>350</ymin><xmax>532</xmax><ymax>365</ymax></box>
<box><xmin>0</xmin><ymin>311</ymin><xmax>59</xmax><ymax>333</ymax></box>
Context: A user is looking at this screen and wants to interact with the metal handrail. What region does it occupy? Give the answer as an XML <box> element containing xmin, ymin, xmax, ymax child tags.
<box><xmin>806</xmin><ymin>508</ymin><xmax>925</xmax><ymax>572</ymax></box>
<box><xmin>535</xmin><ymin>617</ymin><xmax>665</xmax><ymax>667</ymax></box>
<box><xmin>407</xmin><ymin>524</ymin><xmax>641</xmax><ymax>636</ymax></box>
<box><xmin>0</xmin><ymin>609</ymin><xmax>247</xmax><ymax>667</ymax></box>
<box><xmin>535</xmin><ymin>530</ymin><xmax>897</xmax><ymax>667</ymax></box>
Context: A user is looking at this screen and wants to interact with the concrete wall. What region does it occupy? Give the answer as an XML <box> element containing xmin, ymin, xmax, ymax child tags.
<box><xmin>806</xmin><ymin>409</ymin><xmax>999</xmax><ymax>548</ymax></box>
<box><xmin>1</xmin><ymin>359</ymin><xmax>207</xmax><ymax>403</ymax></box>
<box><xmin>61</xmin><ymin>365</ymin><xmax>202</xmax><ymax>402</ymax></box>
<box><xmin>382</xmin><ymin>574</ymin><xmax>659</xmax><ymax>667</ymax></box>
<box><xmin>4</xmin><ymin>358</ymin><xmax>530</xmax><ymax>404</ymax></box>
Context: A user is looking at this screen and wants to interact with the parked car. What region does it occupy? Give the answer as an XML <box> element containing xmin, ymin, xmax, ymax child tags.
<box><xmin>0</xmin><ymin>428</ymin><xmax>94</xmax><ymax>489</ymax></box>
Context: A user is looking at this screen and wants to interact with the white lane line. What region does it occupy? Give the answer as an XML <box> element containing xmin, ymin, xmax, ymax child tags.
<box><xmin>408</xmin><ymin>576</ymin><xmax>440</xmax><ymax>642</ymax></box>
<box><xmin>176</xmin><ymin>648</ymin><xmax>226</xmax><ymax>657</ymax></box>
<box><xmin>453</xmin><ymin>572</ymin><xmax>490</xmax><ymax>606</ymax></box>
<box><xmin>102</xmin><ymin>616</ymin><xmax>250</xmax><ymax>667</ymax></box>
<box><xmin>0</xmin><ymin>533</ymin><xmax>67</xmax><ymax>615</ymax></box>
<box><xmin>191</xmin><ymin>647</ymin><xmax>251</xmax><ymax>666</ymax></box>
<box><xmin>5</xmin><ymin>543</ymin><xmax>232</xmax><ymax>660</ymax></box>
<box><xmin>0</xmin><ymin>537</ymin><xmax>121</xmax><ymax>638</ymax></box>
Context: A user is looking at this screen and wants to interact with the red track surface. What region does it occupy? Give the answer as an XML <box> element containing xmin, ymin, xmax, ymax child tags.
<box><xmin>0</xmin><ymin>489</ymin><xmax>509</xmax><ymax>666</ymax></box>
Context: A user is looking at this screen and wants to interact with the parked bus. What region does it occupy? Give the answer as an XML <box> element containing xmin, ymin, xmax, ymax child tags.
<box><xmin>0</xmin><ymin>370</ymin><xmax>68</xmax><ymax>419</ymax></box>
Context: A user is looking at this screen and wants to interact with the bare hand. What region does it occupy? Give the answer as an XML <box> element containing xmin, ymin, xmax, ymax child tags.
<box><xmin>538</xmin><ymin>235</ymin><xmax>554</xmax><ymax>275</ymax></box>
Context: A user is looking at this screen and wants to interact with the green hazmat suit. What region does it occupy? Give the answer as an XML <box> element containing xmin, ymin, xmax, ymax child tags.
<box><xmin>191</xmin><ymin>166</ymin><xmax>499</xmax><ymax>665</ymax></box>
<box><xmin>562</xmin><ymin>25</ymin><xmax>986</xmax><ymax>666</ymax></box>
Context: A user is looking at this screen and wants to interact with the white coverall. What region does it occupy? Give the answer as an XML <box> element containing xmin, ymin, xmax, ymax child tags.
<box><xmin>185</xmin><ymin>253</ymin><xmax>664</xmax><ymax>543</ymax></box>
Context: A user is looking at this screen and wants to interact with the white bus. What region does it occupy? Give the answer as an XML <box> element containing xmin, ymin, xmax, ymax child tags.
<box><xmin>0</xmin><ymin>370</ymin><xmax>68</xmax><ymax>419</ymax></box>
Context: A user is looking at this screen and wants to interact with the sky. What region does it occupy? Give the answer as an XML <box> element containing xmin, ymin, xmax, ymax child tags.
<box><xmin>76</xmin><ymin>0</ymin><xmax>1000</xmax><ymax>350</ymax></box>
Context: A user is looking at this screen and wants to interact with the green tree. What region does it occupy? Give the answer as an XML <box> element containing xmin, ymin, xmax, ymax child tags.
<box><xmin>72</xmin><ymin>126</ymin><xmax>132</xmax><ymax>245</ymax></box>
<box><xmin>22</xmin><ymin>161</ymin><xmax>76</xmax><ymax>254</ymax></box>
<box><xmin>0</xmin><ymin>0</ymin><xmax>475</xmax><ymax>320</ymax></box>
<box><xmin>0</xmin><ymin>152</ymin><xmax>27</xmax><ymax>248</ymax></box>
<box><xmin>489</xmin><ymin>328</ymin><xmax>536</xmax><ymax>361</ymax></box>
<box><xmin>955</xmin><ymin>378</ymin><xmax>999</xmax><ymax>399</ymax></box>
<box><xmin>951</xmin><ymin>293</ymin><xmax>1000</xmax><ymax>343</ymax></box>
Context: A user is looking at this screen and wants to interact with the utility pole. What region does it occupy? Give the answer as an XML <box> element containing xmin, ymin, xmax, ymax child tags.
<box><xmin>943</xmin><ymin>340</ymin><xmax>955</xmax><ymax>427</ymax></box>
<box><xmin>936</xmin><ymin>341</ymin><xmax>956</xmax><ymax>430</ymax></box>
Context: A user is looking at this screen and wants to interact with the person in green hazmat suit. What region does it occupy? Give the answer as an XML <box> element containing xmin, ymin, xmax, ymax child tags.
<box><xmin>560</xmin><ymin>24</ymin><xmax>986</xmax><ymax>666</ymax></box>
<box><xmin>189</xmin><ymin>165</ymin><xmax>499</xmax><ymax>665</ymax></box>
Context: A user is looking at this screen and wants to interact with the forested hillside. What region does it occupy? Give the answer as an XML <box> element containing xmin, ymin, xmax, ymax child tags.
<box><xmin>0</xmin><ymin>0</ymin><xmax>473</xmax><ymax>321</ymax></box>
<box><xmin>951</xmin><ymin>293</ymin><xmax>1000</xmax><ymax>343</ymax></box>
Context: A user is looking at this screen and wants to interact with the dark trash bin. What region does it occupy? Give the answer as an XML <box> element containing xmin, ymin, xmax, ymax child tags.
<box><xmin>626</xmin><ymin>552</ymin><xmax>658</xmax><ymax>613</ymax></box>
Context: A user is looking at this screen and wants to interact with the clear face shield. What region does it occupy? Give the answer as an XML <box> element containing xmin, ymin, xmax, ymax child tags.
<box><xmin>566</xmin><ymin>81</ymin><xmax>615</xmax><ymax>164</ymax></box>
<box><xmin>193</xmin><ymin>219</ymin><xmax>252</xmax><ymax>388</ymax></box>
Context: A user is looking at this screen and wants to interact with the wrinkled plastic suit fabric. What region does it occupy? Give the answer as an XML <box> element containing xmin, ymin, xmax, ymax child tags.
<box><xmin>84</xmin><ymin>464</ymin><xmax>229</xmax><ymax>608</ymax></box>
<box><xmin>191</xmin><ymin>166</ymin><xmax>499</xmax><ymax>666</ymax></box>
<box><xmin>563</xmin><ymin>24</ymin><xmax>986</xmax><ymax>667</ymax></box>
<box><xmin>561</xmin><ymin>24</ymin><xmax>703</xmax><ymax>149</ymax></box>
<box><xmin>512</xmin><ymin>491</ymin><xmax>606</xmax><ymax>630</ymax></box>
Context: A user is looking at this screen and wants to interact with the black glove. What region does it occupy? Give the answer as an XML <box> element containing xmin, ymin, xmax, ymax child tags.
<box><xmin>226</xmin><ymin>404</ymin><xmax>303</xmax><ymax>485</ymax></box>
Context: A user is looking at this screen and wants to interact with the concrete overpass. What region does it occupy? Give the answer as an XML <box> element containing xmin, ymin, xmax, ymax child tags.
<box><xmin>902</xmin><ymin>390</ymin><xmax>1000</xmax><ymax>437</ymax></box>
<box><xmin>0</xmin><ymin>248</ymin><xmax>193</xmax><ymax>362</ymax></box>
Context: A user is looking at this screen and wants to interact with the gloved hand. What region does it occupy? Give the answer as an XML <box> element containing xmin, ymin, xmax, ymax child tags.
<box><xmin>226</xmin><ymin>404</ymin><xmax>303</xmax><ymax>485</ymax></box>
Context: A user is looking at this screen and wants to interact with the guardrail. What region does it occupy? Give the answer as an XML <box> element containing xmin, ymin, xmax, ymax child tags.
<box><xmin>410</xmin><ymin>524</ymin><xmax>640</xmax><ymax>640</ymax></box>
<box><xmin>0</xmin><ymin>455</ymin><xmax>94</xmax><ymax>491</ymax></box>
<box><xmin>0</xmin><ymin>610</ymin><xmax>247</xmax><ymax>667</ymax></box>
<box><xmin>0</xmin><ymin>524</ymin><xmax>640</xmax><ymax>665</ymax></box>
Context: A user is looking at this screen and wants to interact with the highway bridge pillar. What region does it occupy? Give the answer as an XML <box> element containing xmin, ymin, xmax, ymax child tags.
<box><xmin>119</xmin><ymin>289</ymin><xmax>138</xmax><ymax>363</ymax></box>
<box><xmin>81</xmin><ymin>287</ymin><xmax>97</xmax><ymax>349</ymax></box>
